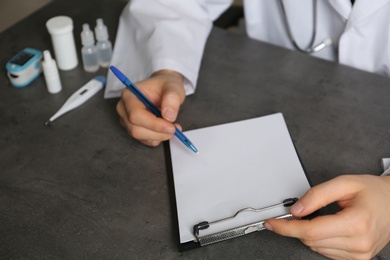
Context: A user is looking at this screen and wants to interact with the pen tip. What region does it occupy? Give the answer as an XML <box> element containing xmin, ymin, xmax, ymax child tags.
<box><xmin>196</xmin><ymin>151</ymin><xmax>199</xmax><ymax>155</ymax></box>
<box><xmin>44</xmin><ymin>120</ymin><xmax>51</xmax><ymax>126</ymax></box>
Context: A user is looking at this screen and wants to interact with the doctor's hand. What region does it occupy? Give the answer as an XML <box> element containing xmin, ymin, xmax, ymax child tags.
<box><xmin>264</xmin><ymin>175</ymin><xmax>390</xmax><ymax>260</ymax></box>
<box><xmin>116</xmin><ymin>70</ymin><xmax>185</xmax><ymax>146</ymax></box>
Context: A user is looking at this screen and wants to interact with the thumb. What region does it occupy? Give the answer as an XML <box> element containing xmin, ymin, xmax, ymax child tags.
<box><xmin>160</xmin><ymin>83</ymin><xmax>185</xmax><ymax>123</ymax></box>
<box><xmin>290</xmin><ymin>175</ymin><xmax>360</xmax><ymax>217</ymax></box>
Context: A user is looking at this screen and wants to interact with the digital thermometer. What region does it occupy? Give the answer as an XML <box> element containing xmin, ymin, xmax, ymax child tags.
<box><xmin>6</xmin><ymin>48</ymin><xmax>43</xmax><ymax>87</ymax></box>
<box><xmin>44</xmin><ymin>76</ymin><xmax>106</xmax><ymax>125</ymax></box>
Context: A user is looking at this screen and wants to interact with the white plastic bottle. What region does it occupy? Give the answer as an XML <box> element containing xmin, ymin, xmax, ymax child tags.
<box><xmin>42</xmin><ymin>50</ymin><xmax>62</xmax><ymax>94</ymax></box>
<box><xmin>80</xmin><ymin>24</ymin><xmax>99</xmax><ymax>72</ymax></box>
<box><xmin>94</xmin><ymin>18</ymin><xmax>113</xmax><ymax>68</ymax></box>
<box><xmin>46</xmin><ymin>16</ymin><xmax>78</xmax><ymax>71</ymax></box>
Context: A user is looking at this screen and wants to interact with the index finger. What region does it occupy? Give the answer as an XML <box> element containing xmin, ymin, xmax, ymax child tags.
<box><xmin>290</xmin><ymin>175</ymin><xmax>362</xmax><ymax>217</ymax></box>
<box><xmin>265</xmin><ymin>211</ymin><xmax>353</xmax><ymax>241</ymax></box>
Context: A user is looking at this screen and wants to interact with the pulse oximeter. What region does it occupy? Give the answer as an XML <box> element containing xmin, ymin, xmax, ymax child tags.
<box><xmin>6</xmin><ymin>48</ymin><xmax>43</xmax><ymax>87</ymax></box>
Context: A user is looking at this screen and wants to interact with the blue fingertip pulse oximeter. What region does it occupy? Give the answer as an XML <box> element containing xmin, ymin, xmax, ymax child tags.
<box><xmin>6</xmin><ymin>48</ymin><xmax>43</xmax><ymax>88</ymax></box>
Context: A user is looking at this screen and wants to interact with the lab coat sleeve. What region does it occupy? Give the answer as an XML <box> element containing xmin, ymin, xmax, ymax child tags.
<box><xmin>104</xmin><ymin>0</ymin><xmax>233</xmax><ymax>98</ymax></box>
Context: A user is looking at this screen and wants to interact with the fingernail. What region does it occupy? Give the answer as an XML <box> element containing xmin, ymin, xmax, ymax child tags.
<box><xmin>264</xmin><ymin>222</ymin><xmax>273</xmax><ymax>232</ymax></box>
<box><xmin>164</xmin><ymin>126</ymin><xmax>175</xmax><ymax>134</ymax></box>
<box><xmin>163</xmin><ymin>108</ymin><xmax>176</xmax><ymax>122</ymax></box>
<box><xmin>290</xmin><ymin>201</ymin><xmax>304</xmax><ymax>215</ymax></box>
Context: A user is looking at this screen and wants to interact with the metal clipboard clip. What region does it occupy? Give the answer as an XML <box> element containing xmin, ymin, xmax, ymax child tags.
<box><xmin>193</xmin><ymin>198</ymin><xmax>300</xmax><ymax>246</ymax></box>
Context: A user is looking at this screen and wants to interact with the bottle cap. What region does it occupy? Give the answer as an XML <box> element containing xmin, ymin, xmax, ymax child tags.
<box><xmin>46</xmin><ymin>16</ymin><xmax>73</xmax><ymax>36</ymax></box>
<box><xmin>42</xmin><ymin>50</ymin><xmax>62</xmax><ymax>94</ymax></box>
<box><xmin>81</xmin><ymin>24</ymin><xmax>95</xmax><ymax>46</ymax></box>
<box><xmin>43</xmin><ymin>50</ymin><xmax>54</xmax><ymax>64</ymax></box>
<box><xmin>95</xmin><ymin>18</ymin><xmax>109</xmax><ymax>41</ymax></box>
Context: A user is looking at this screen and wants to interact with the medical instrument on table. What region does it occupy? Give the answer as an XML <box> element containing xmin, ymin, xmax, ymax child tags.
<box><xmin>6</xmin><ymin>48</ymin><xmax>42</xmax><ymax>87</ymax></box>
<box><xmin>279</xmin><ymin>0</ymin><xmax>332</xmax><ymax>54</ymax></box>
<box><xmin>94</xmin><ymin>18</ymin><xmax>113</xmax><ymax>68</ymax></box>
<box><xmin>42</xmin><ymin>50</ymin><xmax>62</xmax><ymax>94</ymax></box>
<box><xmin>109</xmin><ymin>65</ymin><xmax>199</xmax><ymax>154</ymax></box>
<box><xmin>44</xmin><ymin>76</ymin><xmax>106</xmax><ymax>125</ymax></box>
<box><xmin>81</xmin><ymin>23</ymin><xmax>99</xmax><ymax>72</ymax></box>
<box><xmin>193</xmin><ymin>198</ymin><xmax>299</xmax><ymax>246</ymax></box>
<box><xmin>46</xmin><ymin>16</ymin><xmax>78</xmax><ymax>70</ymax></box>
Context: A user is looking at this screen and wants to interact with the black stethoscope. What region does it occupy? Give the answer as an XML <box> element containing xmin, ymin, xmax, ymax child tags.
<box><xmin>279</xmin><ymin>0</ymin><xmax>332</xmax><ymax>54</ymax></box>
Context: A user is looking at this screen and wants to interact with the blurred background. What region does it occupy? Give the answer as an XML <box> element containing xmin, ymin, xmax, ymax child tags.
<box><xmin>0</xmin><ymin>0</ymin><xmax>244</xmax><ymax>33</ymax></box>
<box><xmin>0</xmin><ymin>0</ymin><xmax>52</xmax><ymax>33</ymax></box>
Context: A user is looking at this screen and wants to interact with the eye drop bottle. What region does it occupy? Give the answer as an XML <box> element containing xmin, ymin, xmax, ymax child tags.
<box><xmin>80</xmin><ymin>24</ymin><xmax>99</xmax><ymax>72</ymax></box>
<box><xmin>94</xmin><ymin>18</ymin><xmax>113</xmax><ymax>68</ymax></box>
<box><xmin>42</xmin><ymin>50</ymin><xmax>62</xmax><ymax>94</ymax></box>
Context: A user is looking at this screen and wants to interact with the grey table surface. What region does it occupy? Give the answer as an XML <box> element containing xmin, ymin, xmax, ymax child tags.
<box><xmin>1</xmin><ymin>0</ymin><xmax>390</xmax><ymax>259</ymax></box>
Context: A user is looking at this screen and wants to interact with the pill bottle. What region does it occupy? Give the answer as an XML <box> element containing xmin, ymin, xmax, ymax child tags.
<box><xmin>46</xmin><ymin>16</ymin><xmax>78</xmax><ymax>71</ymax></box>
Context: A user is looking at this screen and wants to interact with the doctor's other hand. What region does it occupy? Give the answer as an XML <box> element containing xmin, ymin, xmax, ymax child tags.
<box><xmin>116</xmin><ymin>70</ymin><xmax>185</xmax><ymax>146</ymax></box>
<box><xmin>264</xmin><ymin>175</ymin><xmax>390</xmax><ymax>260</ymax></box>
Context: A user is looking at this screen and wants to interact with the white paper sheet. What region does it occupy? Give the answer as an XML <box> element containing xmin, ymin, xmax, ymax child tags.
<box><xmin>169</xmin><ymin>113</ymin><xmax>311</xmax><ymax>243</ymax></box>
<box><xmin>381</xmin><ymin>158</ymin><xmax>390</xmax><ymax>176</ymax></box>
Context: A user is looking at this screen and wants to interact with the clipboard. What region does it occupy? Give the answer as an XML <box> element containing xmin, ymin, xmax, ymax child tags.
<box><xmin>167</xmin><ymin>113</ymin><xmax>313</xmax><ymax>251</ymax></box>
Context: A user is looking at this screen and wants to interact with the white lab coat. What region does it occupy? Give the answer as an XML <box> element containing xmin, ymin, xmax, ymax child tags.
<box><xmin>105</xmin><ymin>0</ymin><xmax>390</xmax><ymax>98</ymax></box>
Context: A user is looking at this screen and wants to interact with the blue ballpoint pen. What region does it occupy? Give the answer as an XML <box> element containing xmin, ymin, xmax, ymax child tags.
<box><xmin>110</xmin><ymin>65</ymin><xmax>199</xmax><ymax>154</ymax></box>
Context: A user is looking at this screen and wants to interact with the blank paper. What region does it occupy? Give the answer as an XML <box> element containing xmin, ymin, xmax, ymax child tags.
<box><xmin>169</xmin><ymin>113</ymin><xmax>311</xmax><ymax>243</ymax></box>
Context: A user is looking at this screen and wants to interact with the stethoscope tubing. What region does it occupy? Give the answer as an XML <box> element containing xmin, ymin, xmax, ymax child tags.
<box><xmin>279</xmin><ymin>0</ymin><xmax>330</xmax><ymax>54</ymax></box>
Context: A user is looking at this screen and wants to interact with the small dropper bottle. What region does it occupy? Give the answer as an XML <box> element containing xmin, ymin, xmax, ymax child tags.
<box><xmin>42</xmin><ymin>50</ymin><xmax>62</xmax><ymax>94</ymax></box>
<box><xmin>81</xmin><ymin>24</ymin><xmax>99</xmax><ymax>72</ymax></box>
<box><xmin>94</xmin><ymin>18</ymin><xmax>113</xmax><ymax>68</ymax></box>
